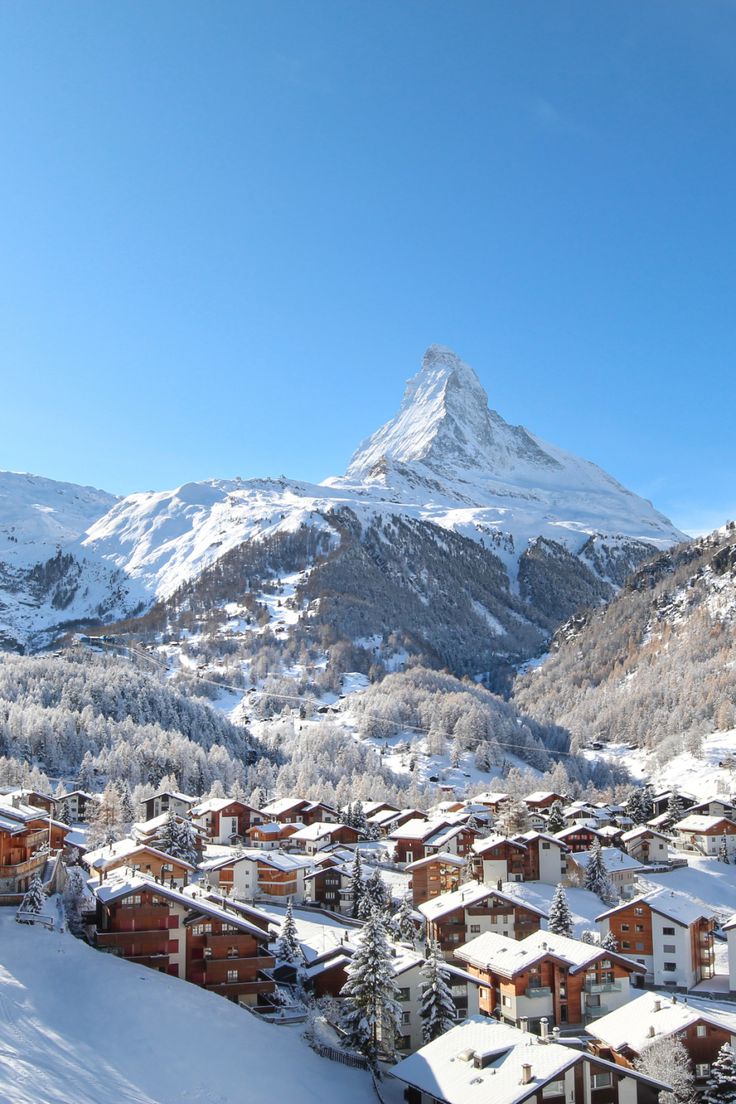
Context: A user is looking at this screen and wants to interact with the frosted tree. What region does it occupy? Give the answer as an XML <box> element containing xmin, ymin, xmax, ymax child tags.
<box><xmin>18</xmin><ymin>874</ymin><xmax>45</xmax><ymax>919</ymax></box>
<box><xmin>719</xmin><ymin>835</ymin><xmax>731</xmax><ymax>865</ymax></box>
<box><xmin>351</xmin><ymin>850</ymin><xmax>365</xmax><ymax>920</ymax></box>
<box><xmin>340</xmin><ymin>911</ymin><xmax>401</xmax><ymax>1063</ymax></box>
<box><xmin>547</xmin><ymin>883</ymin><xmax>573</xmax><ymax>938</ymax></box>
<box><xmin>637</xmin><ymin>1034</ymin><xmax>697</xmax><ymax>1104</ymax></box>
<box><xmin>118</xmin><ymin>783</ymin><xmax>135</xmax><ymax>835</ymax></box>
<box><xmin>419</xmin><ymin>941</ymin><xmax>456</xmax><ymax>1043</ymax></box>
<box><xmin>601</xmin><ymin>928</ymin><xmax>619</xmax><ymax>952</ymax></box>
<box><xmin>393</xmin><ymin>896</ymin><xmax>418</xmax><ymax>944</ymax></box>
<box><xmin>351</xmin><ymin>800</ymin><xmax>367</xmax><ymax>835</ymax></box>
<box><xmin>584</xmin><ymin>842</ymin><xmax>616</xmax><ymax>904</ymax></box>
<box><xmin>77</xmin><ymin>751</ymin><xmax>96</xmax><ymax>794</ymax></box>
<box><xmin>63</xmin><ymin>864</ymin><xmax>87</xmax><ymax>936</ymax></box>
<box><xmin>547</xmin><ymin>800</ymin><xmax>565</xmax><ymax>835</ymax></box>
<box><xmin>273</xmin><ymin>900</ymin><xmax>302</xmax><ymax>964</ymax></box>
<box><xmin>87</xmin><ymin>782</ymin><xmax>125</xmax><ymax>848</ymax></box>
<box><xmin>157</xmin><ymin>810</ymin><xmax>181</xmax><ymax>857</ymax></box>
<box><xmin>157</xmin><ymin>812</ymin><xmax>198</xmax><ymax>865</ymax></box>
<box><xmin>359</xmin><ymin>868</ymin><xmax>390</xmax><ymax>920</ymax></box>
<box><xmin>627</xmin><ymin>788</ymin><xmax>644</xmax><ymax>825</ymax></box>
<box><xmin>702</xmin><ymin>1042</ymin><xmax>736</xmax><ymax>1104</ymax></box>
<box><xmin>497</xmin><ymin>797</ymin><xmax>530</xmax><ymax>836</ymax></box>
<box><xmin>665</xmin><ymin>789</ymin><xmax>686</xmax><ymax>831</ymax></box>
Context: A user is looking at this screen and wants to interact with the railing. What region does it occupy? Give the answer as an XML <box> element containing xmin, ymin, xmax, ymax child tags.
<box><xmin>0</xmin><ymin>855</ymin><xmax>47</xmax><ymax>879</ymax></box>
<box><xmin>585</xmin><ymin>981</ymin><xmax>622</xmax><ymax>994</ymax></box>
<box><xmin>204</xmin><ymin>977</ymin><xmax>277</xmax><ymax>995</ymax></box>
<box><xmin>309</xmin><ymin>1042</ymin><xmax>369</xmax><ymax>1071</ymax></box>
<box><xmin>15</xmin><ymin>911</ymin><xmax>54</xmax><ymax>929</ymax></box>
<box><xmin>525</xmin><ymin>986</ymin><xmax>552</xmax><ymax>998</ymax></box>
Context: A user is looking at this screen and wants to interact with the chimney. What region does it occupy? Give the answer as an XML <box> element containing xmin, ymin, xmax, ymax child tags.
<box><xmin>520</xmin><ymin>1017</ymin><xmax>528</xmax><ymax>1033</ymax></box>
<box><xmin>552</xmin><ymin>1027</ymin><xmax>561</xmax><ymax>1042</ymax></box>
<box><xmin>648</xmin><ymin>1025</ymin><xmax>655</xmax><ymax>1038</ymax></box>
<box><xmin>540</xmin><ymin>1018</ymin><xmax>549</xmax><ymax>1042</ymax></box>
<box><xmin>521</xmin><ymin>1064</ymin><xmax>533</xmax><ymax>1085</ymax></box>
<box><xmin>653</xmin><ymin>999</ymin><xmax>661</xmax><ymax>1012</ymax></box>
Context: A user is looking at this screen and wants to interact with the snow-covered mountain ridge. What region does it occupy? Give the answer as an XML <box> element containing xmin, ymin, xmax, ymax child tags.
<box><xmin>0</xmin><ymin>346</ymin><xmax>686</xmax><ymax>653</ymax></box>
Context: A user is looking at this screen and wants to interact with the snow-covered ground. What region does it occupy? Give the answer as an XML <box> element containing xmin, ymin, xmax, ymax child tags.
<box><xmin>0</xmin><ymin>907</ymin><xmax>374</xmax><ymax>1104</ymax></box>
<box><xmin>639</xmin><ymin>856</ymin><xmax>736</xmax><ymax>924</ymax></box>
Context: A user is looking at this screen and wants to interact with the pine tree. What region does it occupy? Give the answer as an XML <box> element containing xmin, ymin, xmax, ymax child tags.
<box><xmin>273</xmin><ymin>900</ymin><xmax>302</xmax><ymax>964</ymax></box>
<box><xmin>352</xmin><ymin>800</ymin><xmax>367</xmax><ymax>835</ymax></box>
<box><xmin>57</xmin><ymin>799</ymin><xmax>72</xmax><ymax>826</ymax></box>
<box><xmin>359</xmin><ymin>868</ymin><xmax>390</xmax><ymax>920</ymax></box>
<box><xmin>63</xmin><ymin>864</ymin><xmax>87</xmax><ymax>936</ymax></box>
<box><xmin>87</xmin><ymin>782</ymin><xmax>125</xmax><ymax>848</ymax></box>
<box><xmin>627</xmin><ymin>788</ymin><xmax>644</xmax><ymax>825</ymax></box>
<box><xmin>118</xmin><ymin>783</ymin><xmax>135</xmax><ymax>835</ymax></box>
<box><xmin>547</xmin><ymin>800</ymin><xmax>565</xmax><ymax>834</ymax></box>
<box><xmin>340</xmin><ymin>911</ymin><xmax>401</xmax><ymax>1063</ymax></box>
<box><xmin>640</xmin><ymin>785</ymin><xmax>655</xmax><ymax>824</ymax></box>
<box><xmin>351</xmin><ymin>850</ymin><xmax>365</xmax><ymax>920</ymax></box>
<box><xmin>601</xmin><ymin>929</ymin><xmax>619</xmax><ymax>952</ymax></box>
<box><xmin>156</xmin><ymin>810</ymin><xmax>181</xmax><ymax>858</ymax></box>
<box><xmin>719</xmin><ymin>835</ymin><xmax>731</xmax><ymax>864</ymax></box>
<box><xmin>584</xmin><ymin>841</ymin><xmax>616</xmax><ymax>903</ymax></box>
<box><xmin>419</xmin><ymin>941</ymin><xmax>456</xmax><ymax>1043</ymax></box>
<box><xmin>702</xmin><ymin>1042</ymin><xmax>736</xmax><ymax>1104</ymax></box>
<box><xmin>665</xmin><ymin>789</ymin><xmax>685</xmax><ymax>831</ymax></box>
<box><xmin>393</xmin><ymin>896</ymin><xmax>418</xmax><ymax>944</ymax></box>
<box><xmin>18</xmin><ymin>874</ymin><xmax>45</xmax><ymax>919</ymax></box>
<box><xmin>547</xmin><ymin>883</ymin><xmax>573</xmax><ymax>938</ymax></box>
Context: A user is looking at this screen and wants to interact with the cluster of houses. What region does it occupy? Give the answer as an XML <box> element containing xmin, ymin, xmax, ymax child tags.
<box><xmin>2</xmin><ymin>779</ymin><xmax>736</xmax><ymax>1102</ymax></box>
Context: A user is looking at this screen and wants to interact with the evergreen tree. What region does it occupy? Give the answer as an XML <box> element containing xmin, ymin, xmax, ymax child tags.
<box><xmin>637</xmin><ymin>1034</ymin><xmax>697</xmax><ymax>1104</ymax></box>
<box><xmin>640</xmin><ymin>785</ymin><xmax>655</xmax><ymax>824</ymax></box>
<box><xmin>118</xmin><ymin>783</ymin><xmax>135</xmax><ymax>835</ymax></box>
<box><xmin>393</xmin><ymin>896</ymin><xmax>418</xmax><ymax>944</ymax></box>
<box><xmin>359</xmin><ymin>868</ymin><xmax>390</xmax><ymax>920</ymax></box>
<box><xmin>601</xmin><ymin>929</ymin><xmax>619</xmax><ymax>952</ymax></box>
<box><xmin>419</xmin><ymin>941</ymin><xmax>456</xmax><ymax>1043</ymax></box>
<box><xmin>273</xmin><ymin>900</ymin><xmax>302</xmax><ymax>964</ymax></box>
<box><xmin>627</xmin><ymin>788</ymin><xmax>644</xmax><ymax>825</ymax></box>
<box><xmin>719</xmin><ymin>835</ymin><xmax>731</xmax><ymax>865</ymax></box>
<box><xmin>77</xmin><ymin>751</ymin><xmax>96</xmax><ymax>795</ymax></box>
<box><xmin>351</xmin><ymin>850</ymin><xmax>365</xmax><ymax>920</ymax></box>
<box><xmin>584</xmin><ymin>842</ymin><xmax>616</xmax><ymax>903</ymax></box>
<box><xmin>63</xmin><ymin>864</ymin><xmax>87</xmax><ymax>936</ymax></box>
<box><xmin>665</xmin><ymin>789</ymin><xmax>685</xmax><ymax>831</ymax></box>
<box><xmin>702</xmin><ymin>1042</ymin><xmax>736</xmax><ymax>1104</ymax></box>
<box><xmin>87</xmin><ymin>782</ymin><xmax>125</xmax><ymax>848</ymax></box>
<box><xmin>547</xmin><ymin>800</ymin><xmax>565</xmax><ymax>835</ymax></box>
<box><xmin>57</xmin><ymin>799</ymin><xmax>72</xmax><ymax>826</ymax></box>
<box><xmin>352</xmin><ymin>800</ymin><xmax>367</xmax><ymax>835</ymax></box>
<box><xmin>18</xmin><ymin>874</ymin><xmax>45</xmax><ymax>918</ymax></box>
<box><xmin>340</xmin><ymin>911</ymin><xmax>401</xmax><ymax>1063</ymax></box>
<box><xmin>547</xmin><ymin>883</ymin><xmax>573</xmax><ymax>938</ymax></box>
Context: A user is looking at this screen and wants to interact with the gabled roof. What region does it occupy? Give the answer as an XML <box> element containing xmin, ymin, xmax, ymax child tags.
<box><xmin>404</xmin><ymin>852</ymin><xmax>467</xmax><ymax>872</ymax></box>
<box><xmin>389</xmin><ymin>817</ymin><xmax>450</xmax><ymax>842</ymax></box>
<box><xmin>418</xmin><ymin>881</ymin><xmax>546</xmax><ymax>924</ymax></box>
<box><xmin>457</xmin><ymin>929</ymin><xmax>645</xmax><ymax>979</ymax></box>
<box><xmin>568</xmin><ymin>846</ymin><xmax>643</xmax><ymax>873</ymax></box>
<box><xmin>596</xmin><ymin>887</ymin><xmax>714</xmax><ymax>927</ymax></box>
<box><xmin>289</xmin><ymin>821</ymin><xmax>352</xmax><ymax>842</ymax></box>
<box><xmin>620</xmin><ymin>825</ymin><xmax>671</xmax><ymax>843</ymax></box>
<box><xmin>591</xmin><ymin>991</ymin><xmax>736</xmax><ymax>1054</ymax></box>
<box><xmin>674</xmin><ymin>814</ymin><xmax>736</xmax><ymax>833</ymax></box>
<box><xmin>472</xmin><ymin>834</ymin><xmax>527</xmax><ymax>856</ymax></box>
<box><xmin>85</xmin><ymin>838</ymin><xmax>196</xmax><ymax>871</ymax></box>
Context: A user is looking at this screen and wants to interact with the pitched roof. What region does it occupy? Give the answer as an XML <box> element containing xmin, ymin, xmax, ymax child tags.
<box><xmin>418</xmin><ymin>881</ymin><xmax>546</xmax><ymax>924</ymax></box>
<box><xmin>596</xmin><ymin>887</ymin><xmax>715</xmax><ymax>926</ymax></box>
<box><xmin>674</xmin><ymin>814</ymin><xmax>736</xmax><ymax>833</ymax></box>
<box><xmin>591</xmin><ymin>991</ymin><xmax>736</xmax><ymax>1054</ymax></box>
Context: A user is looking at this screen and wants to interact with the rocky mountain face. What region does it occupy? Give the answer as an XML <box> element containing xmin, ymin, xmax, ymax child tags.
<box><xmin>513</xmin><ymin>522</ymin><xmax>736</xmax><ymax>756</ymax></box>
<box><xmin>0</xmin><ymin>346</ymin><xmax>685</xmax><ymax>665</ymax></box>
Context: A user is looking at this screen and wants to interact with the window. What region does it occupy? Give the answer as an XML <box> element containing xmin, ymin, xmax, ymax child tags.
<box><xmin>635</xmin><ymin>924</ymin><xmax>644</xmax><ymax>933</ymax></box>
<box><xmin>397</xmin><ymin>1035</ymin><xmax>412</xmax><ymax>1051</ymax></box>
<box><xmin>634</xmin><ymin>907</ymin><xmax>644</xmax><ymax>916</ymax></box>
<box><xmin>663</xmin><ymin>945</ymin><xmax>676</xmax><ymax>954</ymax></box>
<box><xmin>502</xmin><ymin>995</ymin><xmax>512</xmax><ymax>1008</ymax></box>
<box><xmin>621</xmin><ymin>941</ymin><xmax>631</xmax><ymax>950</ymax></box>
<box><xmin>662</xmin><ymin>927</ymin><xmax>675</xmax><ymax>935</ymax></box>
<box><xmin>696</xmin><ymin>1025</ymin><xmax>707</xmax><ymax>1038</ymax></box>
<box><xmin>227</xmin><ymin>947</ymin><xmax>239</xmax><ymax>958</ymax></box>
<box><xmin>600</xmin><ymin>960</ymin><xmax>611</xmax><ymax>969</ymax></box>
<box><xmin>398</xmin><ymin>988</ymin><xmax>411</xmax><ymax>1002</ymax></box>
<box><xmin>401</xmin><ymin>1011</ymin><xmax>411</xmax><ymax>1025</ymax></box>
<box><xmin>542</xmin><ymin>842</ymin><xmax>550</xmax><ymax>850</ymax></box>
<box><xmin>227</xmin><ymin>969</ymin><xmax>238</xmax><ymax>982</ymax></box>
<box><xmin>591</xmin><ymin>1073</ymin><xmax>612</xmax><ymax>1090</ymax></box>
<box><xmin>621</xmin><ymin>923</ymin><xmax>630</xmax><ymax>932</ymax></box>
<box><xmin>695</xmin><ymin>1064</ymin><xmax>710</xmax><ymax>1079</ymax></box>
<box><xmin>542</xmin><ymin>1081</ymin><xmax>564</xmax><ymax>1097</ymax></box>
<box><xmin>469</xmin><ymin>925</ymin><xmax>481</xmax><ymax>934</ymax></box>
<box><xmin>664</xmin><ymin>963</ymin><xmax>676</xmax><ymax>972</ymax></box>
<box><xmin>636</xmin><ymin>943</ymin><xmax>644</xmax><ymax>952</ymax></box>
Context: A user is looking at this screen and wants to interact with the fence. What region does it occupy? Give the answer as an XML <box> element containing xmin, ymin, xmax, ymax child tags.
<box><xmin>310</xmin><ymin>1041</ymin><xmax>369</xmax><ymax>1071</ymax></box>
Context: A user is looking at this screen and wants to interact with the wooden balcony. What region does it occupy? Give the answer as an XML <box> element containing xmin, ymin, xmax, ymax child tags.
<box><xmin>204</xmin><ymin>976</ymin><xmax>276</xmax><ymax>997</ymax></box>
<box><xmin>97</xmin><ymin>929</ymin><xmax>173</xmax><ymax>952</ymax></box>
<box><xmin>0</xmin><ymin>854</ymin><xmax>47</xmax><ymax>879</ymax></box>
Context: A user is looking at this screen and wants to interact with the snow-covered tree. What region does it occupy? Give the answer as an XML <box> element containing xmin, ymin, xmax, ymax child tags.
<box><xmin>497</xmin><ymin>796</ymin><xmax>530</xmax><ymax>836</ymax></box>
<box><xmin>580</xmin><ymin>929</ymin><xmax>598</xmax><ymax>945</ymax></box>
<box><xmin>665</xmin><ymin>789</ymin><xmax>685</xmax><ymax>831</ymax></box>
<box><xmin>547</xmin><ymin>800</ymin><xmax>565</xmax><ymax>835</ymax></box>
<box><xmin>601</xmin><ymin>929</ymin><xmax>619</xmax><ymax>952</ymax></box>
<box><xmin>392</xmin><ymin>896</ymin><xmax>418</xmax><ymax>944</ymax></box>
<box><xmin>340</xmin><ymin>911</ymin><xmax>401</xmax><ymax>1063</ymax></box>
<box><xmin>702</xmin><ymin>1042</ymin><xmax>736</xmax><ymax>1104</ymax></box>
<box><xmin>359</xmin><ymin>868</ymin><xmax>390</xmax><ymax>920</ymax></box>
<box><xmin>63</xmin><ymin>864</ymin><xmax>87</xmax><ymax>936</ymax></box>
<box><xmin>18</xmin><ymin>874</ymin><xmax>45</xmax><ymax>919</ymax></box>
<box><xmin>547</xmin><ymin>883</ymin><xmax>573</xmax><ymax>938</ymax></box>
<box><xmin>273</xmin><ymin>900</ymin><xmax>302</xmax><ymax>964</ymax></box>
<box><xmin>637</xmin><ymin>1033</ymin><xmax>697</xmax><ymax>1104</ymax></box>
<box><xmin>584</xmin><ymin>842</ymin><xmax>616</xmax><ymax>904</ymax></box>
<box><xmin>155</xmin><ymin>811</ymin><xmax>198</xmax><ymax>865</ymax></box>
<box><xmin>118</xmin><ymin>783</ymin><xmax>135</xmax><ymax>835</ymax></box>
<box><xmin>87</xmin><ymin>782</ymin><xmax>125</xmax><ymax>848</ymax></box>
<box><xmin>351</xmin><ymin>850</ymin><xmax>365</xmax><ymax>920</ymax></box>
<box><xmin>419</xmin><ymin>941</ymin><xmax>456</xmax><ymax>1043</ymax></box>
<box><xmin>719</xmin><ymin>835</ymin><xmax>731</xmax><ymax>865</ymax></box>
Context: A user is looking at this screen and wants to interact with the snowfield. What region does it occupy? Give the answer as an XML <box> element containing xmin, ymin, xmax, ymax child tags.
<box><xmin>0</xmin><ymin>908</ymin><xmax>374</xmax><ymax>1104</ymax></box>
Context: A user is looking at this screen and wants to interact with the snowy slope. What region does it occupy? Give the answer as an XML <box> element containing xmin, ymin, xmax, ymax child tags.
<box><xmin>0</xmin><ymin>909</ymin><xmax>374</xmax><ymax>1104</ymax></box>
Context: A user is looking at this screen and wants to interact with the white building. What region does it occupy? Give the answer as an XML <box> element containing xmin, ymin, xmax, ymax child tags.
<box><xmin>724</xmin><ymin>914</ymin><xmax>736</xmax><ymax>993</ymax></box>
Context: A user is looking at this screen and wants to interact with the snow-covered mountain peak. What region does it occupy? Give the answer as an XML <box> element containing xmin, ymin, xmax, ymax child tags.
<box><xmin>345</xmin><ymin>345</ymin><xmax>559</xmax><ymax>483</ymax></box>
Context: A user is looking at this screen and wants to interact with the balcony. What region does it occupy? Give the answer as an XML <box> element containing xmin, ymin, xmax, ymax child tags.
<box><xmin>97</xmin><ymin>929</ymin><xmax>172</xmax><ymax>952</ymax></box>
<box><xmin>524</xmin><ymin>987</ymin><xmax>552</xmax><ymax>999</ymax></box>
<box><xmin>585</xmin><ymin>981</ymin><xmax>622</xmax><ymax>994</ymax></box>
<box><xmin>204</xmin><ymin>976</ymin><xmax>277</xmax><ymax>996</ymax></box>
<box><xmin>0</xmin><ymin>854</ymin><xmax>47</xmax><ymax>879</ymax></box>
<box><xmin>204</xmin><ymin>953</ymin><xmax>276</xmax><ymax>971</ymax></box>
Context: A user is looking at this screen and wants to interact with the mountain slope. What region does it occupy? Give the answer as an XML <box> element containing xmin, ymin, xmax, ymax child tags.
<box><xmin>0</xmin><ymin>346</ymin><xmax>685</xmax><ymax>657</ymax></box>
<box><xmin>513</xmin><ymin>522</ymin><xmax>736</xmax><ymax>762</ymax></box>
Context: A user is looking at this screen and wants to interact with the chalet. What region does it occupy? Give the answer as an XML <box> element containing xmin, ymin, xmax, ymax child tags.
<box><xmin>596</xmin><ymin>888</ymin><xmax>716</xmax><ymax>988</ymax></box>
<box><xmin>405</xmin><ymin>852</ymin><xmax>466</xmax><ymax>907</ymax></box>
<box><xmin>199</xmin><ymin>848</ymin><xmax>313</xmax><ymax>904</ymax></box>
<box><xmin>650</xmin><ymin>790</ymin><xmax>697</xmax><ymax>818</ymax></box>
<box><xmin>566</xmin><ymin>847</ymin><xmax>644</xmax><ymax>898</ymax></box>
<box><xmin>260</xmin><ymin>797</ymin><xmax>337</xmax><ymax>825</ymax></box>
<box><xmin>724</xmin><ymin>914</ymin><xmax>736</xmax><ymax>993</ymax></box>
<box><xmin>287</xmin><ymin>821</ymin><xmax>363</xmax><ymax>855</ymax></box>
<box><xmin>555</xmin><ymin>823</ymin><xmax>604</xmax><ymax>852</ymax></box>
<box><xmin>672</xmin><ymin>814</ymin><xmax>736</xmax><ymax>858</ymax></box>
<box><xmin>245</xmin><ymin>821</ymin><xmax>299</xmax><ymax>849</ymax></box>
<box><xmin>140</xmin><ymin>789</ymin><xmax>197</xmax><ymax>822</ymax></box>
<box><xmin>4</xmin><ymin>788</ymin><xmax>56</xmax><ymax>815</ymax></box>
<box><xmin>418</xmin><ymin>881</ymin><xmax>545</xmax><ymax>954</ymax></box>
<box><xmin>57</xmin><ymin>790</ymin><xmax>98</xmax><ymax>822</ymax></box>
<box><xmin>389</xmin><ymin>818</ymin><xmax>453</xmax><ymax>865</ymax></box>
<box><xmin>456</xmin><ymin>929</ymin><xmax>645</xmax><ymax>1030</ymax></box>
<box><xmin>133</xmin><ymin>812</ymin><xmax>205</xmax><ymax>854</ymax></box>
<box><xmin>391</xmin><ymin>1016</ymin><xmax>668</xmax><ymax>1104</ymax></box>
<box><xmin>190</xmin><ymin>798</ymin><xmax>263</xmax><ymax>843</ymax></box>
<box><xmin>93</xmin><ymin>876</ymin><xmax>276</xmax><ymax>1009</ymax></box>
<box><xmin>471</xmin><ymin>835</ymin><xmax>527</xmax><ymax>884</ymax></box>
<box><xmin>525</xmin><ymin>791</ymin><xmax>567</xmax><ymax>812</ymax></box>
<box><xmin>620</xmin><ymin>826</ymin><xmax>671</xmax><ymax>864</ymax></box>
<box><xmin>514</xmin><ymin>831</ymin><xmax>569</xmax><ymax>884</ymax></box>
<box><xmin>0</xmin><ymin>797</ymin><xmax>69</xmax><ymax>896</ymax></box>
<box><xmin>688</xmin><ymin>797</ymin><xmax>736</xmax><ymax>820</ymax></box>
<box><xmin>590</xmin><ymin>991</ymin><xmax>736</xmax><ymax>1089</ymax></box>
<box><xmin>304</xmin><ymin>855</ymin><xmax>355</xmax><ymax>911</ymax></box>
<box><xmin>84</xmin><ymin>840</ymin><xmax>195</xmax><ymax>887</ymax></box>
<box><xmin>303</xmin><ymin>936</ymin><xmax>481</xmax><ymax>1054</ymax></box>
<box><xmin>471</xmin><ymin>791</ymin><xmax>511</xmax><ymax>815</ymax></box>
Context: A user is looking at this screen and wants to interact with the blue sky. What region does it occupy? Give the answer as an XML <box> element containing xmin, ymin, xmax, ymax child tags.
<box><xmin>1</xmin><ymin>1</ymin><xmax>735</xmax><ymax>534</ymax></box>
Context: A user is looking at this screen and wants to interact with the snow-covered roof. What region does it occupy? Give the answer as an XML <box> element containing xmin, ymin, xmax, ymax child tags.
<box><xmin>472</xmin><ymin>834</ymin><xmax>526</xmax><ymax>856</ymax></box>
<box><xmin>389</xmin><ymin>816</ymin><xmax>449</xmax><ymax>841</ymax></box>
<box><xmin>674</xmin><ymin>814</ymin><xmax>736</xmax><ymax>834</ymax></box>
<box><xmin>404</xmin><ymin>852</ymin><xmax>467</xmax><ymax>872</ymax></box>
<box><xmin>554</xmin><ymin>824</ymin><xmax>603</xmax><ymax>840</ymax></box>
<box><xmin>457</xmin><ymin>929</ymin><xmax>644</xmax><ymax>979</ymax></box>
<box><xmin>249</xmin><ymin>821</ymin><xmax>299</xmax><ymax>835</ymax></box>
<box><xmin>723</xmin><ymin>914</ymin><xmax>736</xmax><ymax>932</ymax></box>
<box><xmin>191</xmin><ymin>797</ymin><xmax>250</xmax><ymax>815</ymax></box>
<box><xmin>288</xmin><ymin>821</ymin><xmax>345</xmax><ymax>842</ymax></box>
<box><xmin>392</xmin><ymin>1018</ymin><xmax>601</xmax><ymax>1104</ymax></box>
<box><xmin>472</xmin><ymin>791</ymin><xmax>509</xmax><ymax>804</ymax></box>
<box><xmin>418</xmin><ymin>880</ymin><xmax>546</xmax><ymax>924</ymax></box>
<box><xmin>591</xmin><ymin>991</ymin><xmax>736</xmax><ymax>1054</ymax></box>
<box><xmin>260</xmin><ymin>797</ymin><xmax>308</xmax><ymax>817</ymax></box>
<box><xmin>85</xmin><ymin>838</ymin><xmax>196</xmax><ymax>871</ymax></box>
<box><xmin>150</xmin><ymin>789</ymin><xmax>195</xmax><ymax>804</ymax></box>
<box><xmin>426</xmin><ymin>824</ymin><xmax>468</xmax><ymax>848</ymax></box>
<box><xmin>525</xmin><ymin>791</ymin><xmax>561</xmax><ymax>803</ymax></box>
<box><xmin>515</xmin><ymin>830</ymin><xmax>569</xmax><ymax>850</ymax></box>
<box><xmin>596</xmin><ymin>887</ymin><xmax>715</xmax><ymax>926</ymax></box>
<box><xmin>568</xmin><ymin>847</ymin><xmax>643</xmax><ymax>873</ymax></box>
<box><xmin>620</xmin><ymin>825</ymin><xmax>670</xmax><ymax>843</ymax></box>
